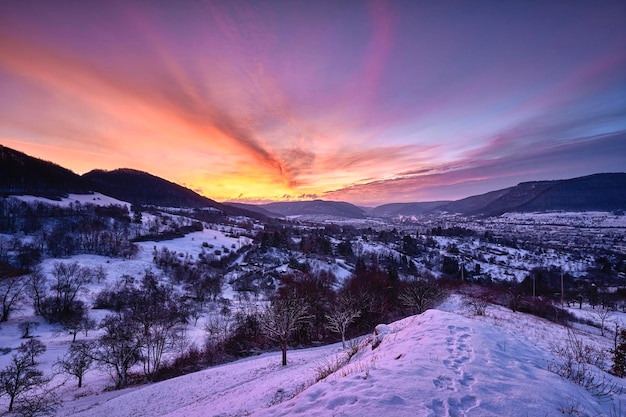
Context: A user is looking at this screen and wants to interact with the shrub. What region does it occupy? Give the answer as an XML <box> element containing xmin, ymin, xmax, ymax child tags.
<box><xmin>612</xmin><ymin>328</ymin><xmax>626</xmax><ymax>377</ymax></box>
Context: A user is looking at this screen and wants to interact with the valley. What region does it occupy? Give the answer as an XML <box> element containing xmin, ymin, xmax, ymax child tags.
<box><xmin>0</xmin><ymin>147</ymin><xmax>625</xmax><ymax>416</ymax></box>
<box><xmin>1</xmin><ymin>189</ymin><xmax>625</xmax><ymax>416</ymax></box>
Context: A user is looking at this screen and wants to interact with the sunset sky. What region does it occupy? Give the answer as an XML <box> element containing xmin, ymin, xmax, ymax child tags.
<box><xmin>1</xmin><ymin>0</ymin><xmax>625</xmax><ymax>206</ymax></box>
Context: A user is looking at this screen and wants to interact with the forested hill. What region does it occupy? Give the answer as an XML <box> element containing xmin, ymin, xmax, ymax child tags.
<box><xmin>0</xmin><ymin>145</ymin><xmax>90</xmax><ymax>198</ymax></box>
<box><xmin>82</xmin><ymin>168</ymin><xmax>218</xmax><ymax>209</ymax></box>
<box><xmin>82</xmin><ymin>169</ymin><xmax>269</xmax><ymax>218</ymax></box>
<box><xmin>0</xmin><ymin>145</ymin><xmax>264</xmax><ymax>218</ymax></box>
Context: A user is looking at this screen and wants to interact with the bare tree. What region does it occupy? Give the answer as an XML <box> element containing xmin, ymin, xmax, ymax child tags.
<box><xmin>18</xmin><ymin>321</ymin><xmax>39</xmax><ymax>339</ymax></box>
<box><xmin>55</xmin><ymin>341</ymin><xmax>94</xmax><ymax>388</ymax></box>
<box><xmin>17</xmin><ymin>339</ymin><xmax>46</xmax><ymax>367</ymax></box>
<box><xmin>400</xmin><ymin>280</ymin><xmax>445</xmax><ymax>314</ymax></box>
<box><xmin>127</xmin><ymin>274</ymin><xmax>188</xmax><ymax>382</ymax></box>
<box><xmin>12</xmin><ymin>384</ymin><xmax>62</xmax><ymax>417</ymax></box>
<box><xmin>93</xmin><ymin>314</ymin><xmax>142</xmax><ymax>389</ymax></box>
<box><xmin>63</xmin><ymin>315</ymin><xmax>96</xmax><ymax>343</ymax></box>
<box><xmin>27</xmin><ymin>266</ymin><xmax>47</xmax><ymax>317</ymax></box>
<box><xmin>595</xmin><ymin>308</ymin><xmax>614</xmax><ymax>337</ymax></box>
<box><xmin>205</xmin><ymin>311</ymin><xmax>232</xmax><ymax>345</ymax></box>
<box><xmin>259</xmin><ymin>297</ymin><xmax>311</xmax><ymax>366</ymax></box>
<box><xmin>49</xmin><ymin>262</ymin><xmax>93</xmax><ymax>311</ymax></box>
<box><xmin>325</xmin><ymin>296</ymin><xmax>361</xmax><ymax>349</ymax></box>
<box><xmin>38</xmin><ymin>262</ymin><xmax>92</xmax><ymax>323</ymax></box>
<box><xmin>93</xmin><ymin>265</ymin><xmax>107</xmax><ymax>284</ymax></box>
<box><xmin>0</xmin><ymin>273</ymin><xmax>27</xmax><ymax>322</ymax></box>
<box><xmin>0</xmin><ymin>341</ymin><xmax>48</xmax><ymax>412</ymax></box>
<box><xmin>81</xmin><ymin>316</ymin><xmax>97</xmax><ymax>337</ymax></box>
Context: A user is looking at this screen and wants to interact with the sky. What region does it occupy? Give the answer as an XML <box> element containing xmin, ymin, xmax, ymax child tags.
<box><xmin>1</xmin><ymin>0</ymin><xmax>625</xmax><ymax>206</ymax></box>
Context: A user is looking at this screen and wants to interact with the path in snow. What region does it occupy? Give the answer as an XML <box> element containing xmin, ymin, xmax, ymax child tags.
<box><xmin>429</xmin><ymin>325</ymin><xmax>478</xmax><ymax>417</ymax></box>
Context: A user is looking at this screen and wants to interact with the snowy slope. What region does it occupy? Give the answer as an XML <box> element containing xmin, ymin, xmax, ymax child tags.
<box><xmin>57</xmin><ymin>308</ymin><xmax>624</xmax><ymax>417</ymax></box>
<box><xmin>13</xmin><ymin>193</ymin><xmax>132</xmax><ymax>209</ymax></box>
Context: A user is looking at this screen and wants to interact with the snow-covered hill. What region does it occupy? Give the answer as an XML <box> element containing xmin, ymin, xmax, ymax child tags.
<box><xmin>56</xmin><ymin>304</ymin><xmax>625</xmax><ymax>417</ymax></box>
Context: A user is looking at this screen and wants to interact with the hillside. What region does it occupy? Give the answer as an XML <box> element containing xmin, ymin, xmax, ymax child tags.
<box><xmin>225</xmin><ymin>202</ymin><xmax>286</xmax><ymax>218</ymax></box>
<box><xmin>0</xmin><ymin>146</ymin><xmax>255</xmax><ymax>218</ymax></box>
<box><xmin>258</xmin><ymin>200</ymin><xmax>367</xmax><ymax>218</ymax></box>
<box><xmin>0</xmin><ymin>145</ymin><xmax>90</xmax><ymax>198</ymax></box>
<box><xmin>369</xmin><ymin>201</ymin><xmax>450</xmax><ymax>217</ymax></box>
<box><xmin>82</xmin><ymin>169</ymin><xmax>220</xmax><ymax>209</ymax></box>
<box><xmin>82</xmin><ymin>169</ymin><xmax>267</xmax><ymax>219</ymax></box>
<box><xmin>58</xmin><ymin>306</ymin><xmax>623</xmax><ymax>417</ymax></box>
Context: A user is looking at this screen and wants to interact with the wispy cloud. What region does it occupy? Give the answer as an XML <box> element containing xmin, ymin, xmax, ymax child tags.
<box><xmin>326</xmin><ymin>131</ymin><xmax>626</xmax><ymax>205</ymax></box>
<box><xmin>0</xmin><ymin>0</ymin><xmax>624</xmax><ymax>204</ymax></box>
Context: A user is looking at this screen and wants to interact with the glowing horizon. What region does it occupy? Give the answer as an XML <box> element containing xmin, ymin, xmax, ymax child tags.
<box><xmin>1</xmin><ymin>1</ymin><xmax>625</xmax><ymax>206</ymax></box>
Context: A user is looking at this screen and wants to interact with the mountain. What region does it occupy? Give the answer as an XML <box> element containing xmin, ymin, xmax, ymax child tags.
<box><xmin>82</xmin><ymin>168</ymin><xmax>265</xmax><ymax>219</ymax></box>
<box><xmin>442</xmin><ymin>173</ymin><xmax>626</xmax><ymax>216</ymax></box>
<box><xmin>258</xmin><ymin>200</ymin><xmax>367</xmax><ymax>218</ymax></box>
<box><xmin>83</xmin><ymin>168</ymin><xmax>218</xmax><ymax>208</ymax></box>
<box><xmin>369</xmin><ymin>201</ymin><xmax>450</xmax><ymax>217</ymax></box>
<box><xmin>0</xmin><ymin>145</ymin><xmax>90</xmax><ymax>198</ymax></box>
<box><xmin>224</xmin><ymin>202</ymin><xmax>285</xmax><ymax>218</ymax></box>
<box><xmin>3</xmin><ymin>145</ymin><xmax>624</xmax><ymax>218</ymax></box>
<box><xmin>371</xmin><ymin>173</ymin><xmax>626</xmax><ymax>217</ymax></box>
<box><xmin>0</xmin><ymin>145</ymin><xmax>262</xmax><ymax>219</ymax></box>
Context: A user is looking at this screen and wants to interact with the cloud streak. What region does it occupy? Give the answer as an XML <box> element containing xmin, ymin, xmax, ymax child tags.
<box><xmin>0</xmin><ymin>0</ymin><xmax>624</xmax><ymax>204</ymax></box>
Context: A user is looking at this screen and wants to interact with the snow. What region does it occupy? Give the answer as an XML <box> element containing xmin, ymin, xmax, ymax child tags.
<box><xmin>41</xmin><ymin>304</ymin><xmax>624</xmax><ymax>417</ymax></box>
<box><xmin>500</xmin><ymin>211</ymin><xmax>626</xmax><ymax>228</ymax></box>
<box><xmin>13</xmin><ymin>193</ymin><xmax>132</xmax><ymax>210</ymax></box>
<box><xmin>2</xmin><ymin>200</ymin><xmax>625</xmax><ymax>416</ymax></box>
<box><xmin>135</xmin><ymin>228</ymin><xmax>253</xmax><ymax>261</ymax></box>
<box><xmin>61</xmin><ymin>346</ymin><xmax>337</xmax><ymax>417</ymax></box>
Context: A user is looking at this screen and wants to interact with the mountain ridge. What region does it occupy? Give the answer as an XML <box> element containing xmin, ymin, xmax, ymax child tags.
<box><xmin>435</xmin><ymin>173</ymin><xmax>626</xmax><ymax>217</ymax></box>
<box><xmin>0</xmin><ymin>145</ymin><xmax>90</xmax><ymax>198</ymax></box>
<box><xmin>1</xmin><ymin>145</ymin><xmax>624</xmax><ymax>218</ymax></box>
<box><xmin>0</xmin><ymin>146</ymin><xmax>265</xmax><ymax>219</ymax></box>
<box><xmin>256</xmin><ymin>200</ymin><xmax>367</xmax><ymax>219</ymax></box>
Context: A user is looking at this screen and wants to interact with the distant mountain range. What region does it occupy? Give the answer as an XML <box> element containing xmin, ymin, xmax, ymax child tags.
<box><xmin>224</xmin><ymin>202</ymin><xmax>286</xmax><ymax>218</ymax></box>
<box><xmin>1</xmin><ymin>144</ymin><xmax>624</xmax><ymax>218</ymax></box>
<box><xmin>227</xmin><ymin>173</ymin><xmax>626</xmax><ymax>218</ymax></box>
<box><xmin>368</xmin><ymin>201</ymin><xmax>451</xmax><ymax>217</ymax></box>
<box><xmin>260</xmin><ymin>200</ymin><xmax>367</xmax><ymax>218</ymax></box>
<box><xmin>226</xmin><ymin>200</ymin><xmax>368</xmax><ymax>219</ymax></box>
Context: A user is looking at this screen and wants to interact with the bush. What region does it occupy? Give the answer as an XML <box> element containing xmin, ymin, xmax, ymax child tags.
<box><xmin>39</xmin><ymin>297</ymin><xmax>86</xmax><ymax>324</ymax></box>
<box><xmin>516</xmin><ymin>298</ymin><xmax>575</xmax><ymax>325</ymax></box>
<box><xmin>153</xmin><ymin>345</ymin><xmax>206</xmax><ymax>382</ymax></box>
<box><xmin>612</xmin><ymin>328</ymin><xmax>626</xmax><ymax>377</ymax></box>
<box><xmin>465</xmin><ymin>296</ymin><xmax>489</xmax><ymax>316</ymax></box>
<box><xmin>549</xmin><ymin>328</ymin><xmax>620</xmax><ymax>400</ymax></box>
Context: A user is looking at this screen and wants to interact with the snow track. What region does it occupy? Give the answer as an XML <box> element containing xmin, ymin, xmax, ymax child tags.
<box><xmin>429</xmin><ymin>325</ymin><xmax>478</xmax><ymax>417</ymax></box>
